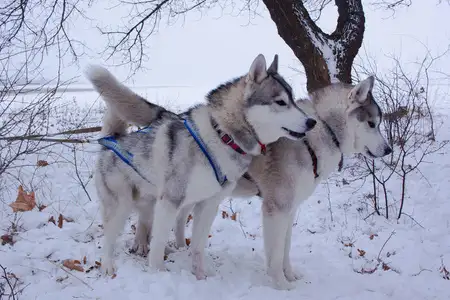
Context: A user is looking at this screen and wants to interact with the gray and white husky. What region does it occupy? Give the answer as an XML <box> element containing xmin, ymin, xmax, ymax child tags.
<box><xmin>239</xmin><ymin>76</ymin><xmax>392</xmax><ymax>289</ymax></box>
<box><xmin>85</xmin><ymin>54</ymin><xmax>316</xmax><ymax>279</ymax></box>
<box><xmin>119</xmin><ymin>75</ymin><xmax>392</xmax><ymax>289</ymax></box>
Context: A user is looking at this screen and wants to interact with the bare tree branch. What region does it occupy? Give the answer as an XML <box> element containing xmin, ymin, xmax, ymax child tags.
<box><xmin>98</xmin><ymin>0</ymin><xmax>259</xmax><ymax>72</ymax></box>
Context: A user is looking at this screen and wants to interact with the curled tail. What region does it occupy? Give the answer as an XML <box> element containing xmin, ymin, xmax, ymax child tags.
<box><xmin>85</xmin><ymin>65</ymin><xmax>170</xmax><ymax>137</ymax></box>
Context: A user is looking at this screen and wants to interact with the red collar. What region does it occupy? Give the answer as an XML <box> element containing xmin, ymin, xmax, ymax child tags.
<box><xmin>212</xmin><ymin>122</ymin><xmax>266</xmax><ymax>155</ymax></box>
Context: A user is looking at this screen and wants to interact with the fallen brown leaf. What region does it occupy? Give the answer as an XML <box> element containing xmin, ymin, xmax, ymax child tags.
<box><xmin>95</xmin><ymin>261</ymin><xmax>101</xmax><ymax>266</ymax></box>
<box><xmin>62</xmin><ymin>259</ymin><xmax>84</xmax><ymax>272</ymax></box>
<box><xmin>1</xmin><ymin>234</ymin><xmax>14</xmax><ymax>246</ymax></box>
<box><xmin>58</xmin><ymin>214</ymin><xmax>63</xmax><ymax>228</ymax></box>
<box><xmin>369</xmin><ymin>234</ymin><xmax>378</xmax><ymax>240</ymax></box>
<box><xmin>221</xmin><ymin>211</ymin><xmax>229</xmax><ymax>219</ymax></box>
<box><xmin>185</xmin><ymin>238</ymin><xmax>191</xmax><ymax>246</ymax></box>
<box><xmin>111</xmin><ymin>274</ymin><xmax>117</xmax><ymax>279</ymax></box>
<box><xmin>357</xmin><ymin>249</ymin><xmax>366</xmax><ymax>257</ymax></box>
<box><xmin>230</xmin><ymin>212</ymin><xmax>237</xmax><ymax>221</ymax></box>
<box><xmin>48</xmin><ymin>216</ymin><xmax>56</xmax><ymax>225</ymax></box>
<box><xmin>38</xmin><ymin>204</ymin><xmax>47</xmax><ymax>211</ymax></box>
<box><xmin>382</xmin><ymin>263</ymin><xmax>391</xmax><ymax>271</ymax></box>
<box><xmin>9</xmin><ymin>186</ymin><xmax>36</xmax><ymax>212</ymax></box>
<box><xmin>83</xmin><ymin>256</ymin><xmax>87</xmax><ymax>265</ymax></box>
<box><xmin>37</xmin><ymin>160</ymin><xmax>49</xmax><ymax>167</ymax></box>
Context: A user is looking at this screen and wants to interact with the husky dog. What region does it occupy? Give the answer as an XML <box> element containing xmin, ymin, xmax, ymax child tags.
<box><xmin>85</xmin><ymin>54</ymin><xmax>316</xmax><ymax>279</ymax></box>
<box><xmin>170</xmin><ymin>76</ymin><xmax>392</xmax><ymax>289</ymax></box>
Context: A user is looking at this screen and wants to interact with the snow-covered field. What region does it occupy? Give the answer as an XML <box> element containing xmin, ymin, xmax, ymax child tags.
<box><xmin>1</xmin><ymin>87</ymin><xmax>449</xmax><ymax>300</ymax></box>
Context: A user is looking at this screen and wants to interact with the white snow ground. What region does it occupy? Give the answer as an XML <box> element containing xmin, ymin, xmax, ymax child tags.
<box><xmin>1</xmin><ymin>88</ymin><xmax>449</xmax><ymax>300</ymax></box>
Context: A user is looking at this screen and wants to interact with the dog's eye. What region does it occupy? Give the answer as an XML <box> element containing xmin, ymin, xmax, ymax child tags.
<box><xmin>367</xmin><ymin>121</ymin><xmax>376</xmax><ymax>128</ymax></box>
<box><xmin>275</xmin><ymin>100</ymin><xmax>287</xmax><ymax>106</ymax></box>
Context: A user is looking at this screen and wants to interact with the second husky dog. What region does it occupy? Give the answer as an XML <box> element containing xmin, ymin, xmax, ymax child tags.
<box><xmin>86</xmin><ymin>54</ymin><xmax>316</xmax><ymax>279</ymax></box>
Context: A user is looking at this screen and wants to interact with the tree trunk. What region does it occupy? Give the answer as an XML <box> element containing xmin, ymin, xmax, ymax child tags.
<box><xmin>262</xmin><ymin>0</ymin><xmax>366</xmax><ymax>93</ymax></box>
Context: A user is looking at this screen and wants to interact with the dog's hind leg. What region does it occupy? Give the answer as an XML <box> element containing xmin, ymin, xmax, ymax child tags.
<box><xmin>131</xmin><ymin>198</ymin><xmax>155</xmax><ymax>256</ymax></box>
<box><xmin>174</xmin><ymin>204</ymin><xmax>193</xmax><ymax>249</ymax></box>
<box><xmin>100</xmin><ymin>197</ymin><xmax>132</xmax><ymax>275</ymax></box>
<box><xmin>262</xmin><ymin>200</ymin><xmax>294</xmax><ymax>290</ymax></box>
<box><xmin>189</xmin><ymin>198</ymin><xmax>221</xmax><ymax>280</ymax></box>
<box><xmin>148</xmin><ymin>198</ymin><xmax>178</xmax><ymax>271</ymax></box>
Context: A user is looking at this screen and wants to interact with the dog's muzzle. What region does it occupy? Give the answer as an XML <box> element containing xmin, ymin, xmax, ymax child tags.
<box><xmin>282</xmin><ymin>127</ymin><xmax>306</xmax><ymax>139</ymax></box>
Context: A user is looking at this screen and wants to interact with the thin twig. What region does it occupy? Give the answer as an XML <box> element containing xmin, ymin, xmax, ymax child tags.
<box><xmin>72</xmin><ymin>145</ymin><xmax>93</xmax><ymax>202</ymax></box>
<box><xmin>377</xmin><ymin>230</ymin><xmax>396</xmax><ymax>261</ymax></box>
<box><xmin>0</xmin><ymin>264</ymin><xmax>19</xmax><ymax>300</ymax></box>
<box><xmin>399</xmin><ymin>213</ymin><xmax>425</xmax><ymax>229</ymax></box>
<box><xmin>228</xmin><ymin>199</ymin><xmax>247</xmax><ymax>238</ymax></box>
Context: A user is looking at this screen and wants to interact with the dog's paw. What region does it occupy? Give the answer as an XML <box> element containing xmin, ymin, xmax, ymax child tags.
<box><xmin>148</xmin><ymin>259</ymin><xmax>168</xmax><ymax>272</ymax></box>
<box><xmin>284</xmin><ymin>267</ymin><xmax>302</xmax><ymax>282</ymax></box>
<box><xmin>149</xmin><ymin>265</ymin><xmax>168</xmax><ymax>273</ymax></box>
<box><xmin>273</xmin><ymin>279</ymin><xmax>296</xmax><ymax>290</ymax></box>
<box><xmin>191</xmin><ymin>250</ymin><xmax>208</xmax><ymax>280</ymax></box>
<box><xmin>268</xmin><ymin>268</ymin><xmax>296</xmax><ymax>290</ymax></box>
<box><xmin>101</xmin><ymin>259</ymin><xmax>116</xmax><ymax>276</ymax></box>
<box><xmin>192</xmin><ymin>261</ymin><xmax>207</xmax><ymax>280</ymax></box>
<box><xmin>131</xmin><ymin>241</ymin><xmax>149</xmax><ymax>257</ymax></box>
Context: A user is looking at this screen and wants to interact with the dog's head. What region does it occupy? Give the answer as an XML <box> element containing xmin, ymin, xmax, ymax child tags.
<box><xmin>242</xmin><ymin>54</ymin><xmax>316</xmax><ymax>144</ymax></box>
<box><xmin>345</xmin><ymin>76</ymin><xmax>392</xmax><ymax>158</ymax></box>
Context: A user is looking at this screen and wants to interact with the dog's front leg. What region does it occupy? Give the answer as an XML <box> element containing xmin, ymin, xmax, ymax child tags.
<box><xmin>148</xmin><ymin>198</ymin><xmax>177</xmax><ymax>271</ymax></box>
<box><xmin>262</xmin><ymin>200</ymin><xmax>295</xmax><ymax>290</ymax></box>
<box><xmin>189</xmin><ymin>197</ymin><xmax>222</xmax><ymax>280</ymax></box>
<box><xmin>283</xmin><ymin>211</ymin><xmax>301</xmax><ymax>282</ymax></box>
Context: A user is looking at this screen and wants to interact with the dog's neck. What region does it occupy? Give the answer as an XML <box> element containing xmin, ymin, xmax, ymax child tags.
<box><xmin>187</xmin><ymin>105</ymin><xmax>253</xmax><ymax>182</ymax></box>
<box><xmin>311</xmin><ymin>91</ymin><xmax>355</xmax><ymax>156</ymax></box>
<box><xmin>207</xmin><ymin>78</ymin><xmax>265</xmax><ymax>156</ymax></box>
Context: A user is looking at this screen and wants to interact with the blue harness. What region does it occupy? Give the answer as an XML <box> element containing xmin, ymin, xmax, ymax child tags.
<box><xmin>97</xmin><ymin>119</ymin><xmax>228</xmax><ymax>186</ymax></box>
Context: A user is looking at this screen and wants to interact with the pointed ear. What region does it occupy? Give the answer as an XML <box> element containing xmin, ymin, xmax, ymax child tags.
<box><xmin>267</xmin><ymin>54</ymin><xmax>278</xmax><ymax>74</ymax></box>
<box><xmin>247</xmin><ymin>54</ymin><xmax>267</xmax><ymax>83</ymax></box>
<box><xmin>348</xmin><ymin>76</ymin><xmax>375</xmax><ymax>103</ymax></box>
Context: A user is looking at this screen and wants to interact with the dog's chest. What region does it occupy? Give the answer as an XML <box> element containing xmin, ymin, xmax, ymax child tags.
<box><xmin>183</xmin><ymin>164</ymin><xmax>234</xmax><ymax>204</ymax></box>
<box><xmin>290</xmin><ymin>149</ymin><xmax>342</xmax><ymax>205</ymax></box>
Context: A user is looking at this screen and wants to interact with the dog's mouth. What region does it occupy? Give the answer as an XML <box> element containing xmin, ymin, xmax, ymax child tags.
<box><xmin>365</xmin><ymin>147</ymin><xmax>377</xmax><ymax>158</ymax></box>
<box><xmin>282</xmin><ymin>127</ymin><xmax>306</xmax><ymax>139</ymax></box>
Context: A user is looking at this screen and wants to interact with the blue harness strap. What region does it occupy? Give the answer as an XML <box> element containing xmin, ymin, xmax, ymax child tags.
<box><xmin>183</xmin><ymin>119</ymin><xmax>227</xmax><ymax>185</ymax></box>
<box><xmin>98</xmin><ymin>129</ymin><xmax>152</xmax><ymax>183</ymax></box>
<box><xmin>98</xmin><ymin>121</ymin><xmax>228</xmax><ymax>186</ymax></box>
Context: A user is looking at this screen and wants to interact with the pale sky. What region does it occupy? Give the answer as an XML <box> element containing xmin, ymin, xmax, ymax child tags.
<box><xmin>36</xmin><ymin>1</ymin><xmax>450</xmax><ymax>103</ymax></box>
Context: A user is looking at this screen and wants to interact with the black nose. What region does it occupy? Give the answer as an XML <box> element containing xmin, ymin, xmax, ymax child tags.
<box><xmin>384</xmin><ymin>146</ymin><xmax>392</xmax><ymax>156</ymax></box>
<box><xmin>305</xmin><ymin>118</ymin><xmax>316</xmax><ymax>130</ymax></box>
